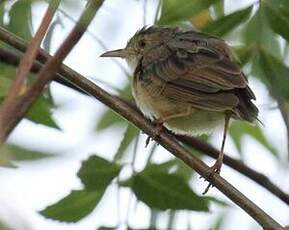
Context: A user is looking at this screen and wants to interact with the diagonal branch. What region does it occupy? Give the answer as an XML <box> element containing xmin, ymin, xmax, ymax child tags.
<box><xmin>1</xmin><ymin>45</ymin><xmax>289</xmax><ymax>207</ymax></box>
<box><xmin>0</xmin><ymin>0</ymin><xmax>60</xmax><ymax>141</ymax></box>
<box><xmin>2</xmin><ymin>0</ymin><xmax>60</xmax><ymax>104</ymax></box>
<box><xmin>0</xmin><ymin>32</ymin><xmax>284</xmax><ymax>230</ymax></box>
<box><xmin>0</xmin><ymin>0</ymin><xmax>105</xmax><ymax>142</ymax></box>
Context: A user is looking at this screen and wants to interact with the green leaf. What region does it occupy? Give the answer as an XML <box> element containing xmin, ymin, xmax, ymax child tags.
<box><xmin>4</xmin><ymin>144</ymin><xmax>52</xmax><ymax>161</ymax></box>
<box><xmin>26</xmin><ymin>96</ymin><xmax>59</xmax><ymax>129</ymax></box>
<box><xmin>212</xmin><ymin>0</ymin><xmax>224</xmax><ymax>18</ymax></box>
<box><xmin>6</xmin><ymin>0</ymin><xmax>32</xmax><ymax>40</ymax></box>
<box><xmin>129</xmin><ymin>166</ymin><xmax>209</xmax><ymax>211</ymax></box>
<box><xmin>77</xmin><ymin>155</ymin><xmax>121</xmax><ymax>190</ymax></box>
<box><xmin>244</xmin><ymin>6</ymin><xmax>281</xmax><ymax>57</ymax></box>
<box><xmin>96</xmin><ymin>110</ymin><xmax>123</xmax><ymax>130</ymax></box>
<box><xmin>114</xmin><ymin>124</ymin><xmax>139</xmax><ymax>161</ymax></box>
<box><xmin>229</xmin><ymin>121</ymin><xmax>278</xmax><ymax>157</ymax></box>
<box><xmin>0</xmin><ymin>1</ymin><xmax>5</xmax><ymax>26</ymax></box>
<box><xmin>158</xmin><ymin>0</ymin><xmax>219</xmax><ymax>25</ymax></box>
<box><xmin>212</xmin><ymin>214</ymin><xmax>226</xmax><ymax>230</ymax></box>
<box><xmin>203</xmin><ymin>6</ymin><xmax>252</xmax><ymax>37</ymax></box>
<box><xmin>40</xmin><ymin>189</ymin><xmax>104</xmax><ymax>222</ymax></box>
<box><xmin>0</xmin><ymin>63</ymin><xmax>58</xmax><ymax>128</ymax></box>
<box><xmin>232</xmin><ymin>45</ymin><xmax>252</xmax><ymax>66</ymax></box>
<box><xmin>0</xmin><ymin>76</ymin><xmax>12</xmax><ymax>99</ymax></box>
<box><xmin>258</xmin><ymin>49</ymin><xmax>289</xmax><ymax>100</ymax></box>
<box><xmin>264</xmin><ymin>1</ymin><xmax>289</xmax><ymax>42</ymax></box>
<box><xmin>0</xmin><ymin>148</ymin><xmax>17</xmax><ymax>168</ymax></box>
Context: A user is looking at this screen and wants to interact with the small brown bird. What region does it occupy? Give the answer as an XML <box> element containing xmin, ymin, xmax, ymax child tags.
<box><xmin>101</xmin><ymin>26</ymin><xmax>258</xmax><ymax>191</ymax></box>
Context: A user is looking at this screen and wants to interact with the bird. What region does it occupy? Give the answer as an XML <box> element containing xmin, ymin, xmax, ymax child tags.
<box><xmin>101</xmin><ymin>26</ymin><xmax>258</xmax><ymax>192</ymax></box>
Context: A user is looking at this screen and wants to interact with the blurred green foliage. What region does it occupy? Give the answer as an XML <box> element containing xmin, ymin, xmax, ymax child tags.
<box><xmin>0</xmin><ymin>0</ymin><xmax>289</xmax><ymax>229</ymax></box>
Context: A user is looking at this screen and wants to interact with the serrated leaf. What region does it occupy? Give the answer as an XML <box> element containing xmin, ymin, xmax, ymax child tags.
<box><xmin>158</xmin><ymin>0</ymin><xmax>219</xmax><ymax>25</ymax></box>
<box><xmin>6</xmin><ymin>0</ymin><xmax>32</xmax><ymax>40</ymax></box>
<box><xmin>96</xmin><ymin>110</ymin><xmax>123</xmax><ymax>130</ymax></box>
<box><xmin>264</xmin><ymin>1</ymin><xmax>289</xmax><ymax>42</ymax></box>
<box><xmin>40</xmin><ymin>189</ymin><xmax>104</xmax><ymax>222</ymax></box>
<box><xmin>203</xmin><ymin>6</ymin><xmax>252</xmax><ymax>37</ymax></box>
<box><xmin>258</xmin><ymin>49</ymin><xmax>289</xmax><ymax>100</ymax></box>
<box><xmin>77</xmin><ymin>155</ymin><xmax>121</xmax><ymax>190</ymax></box>
<box><xmin>114</xmin><ymin>124</ymin><xmax>139</xmax><ymax>161</ymax></box>
<box><xmin>229</xmin><ymin>121</ymin><xmax>278</xmax><ymax>157</ymax></box>
<box><xmin>130</xmin><ymin>167</ymin><xmax>209</xmax><ymax>211</ymax></box>
<box><xmin>26</xmin><ymin>96</ymin><xmax>59</xmax><ymax>129</ymax></box>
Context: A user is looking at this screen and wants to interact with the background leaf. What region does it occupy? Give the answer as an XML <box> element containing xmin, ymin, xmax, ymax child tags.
<box><xmin>158</xmin><ymin>0</ymin><xmax>219</xmax><ymax>25</ymax></box>
<box><xmin>96</xmin><ymin>110</ymin><xmax>123</xmax><ymax>130</ymax></box>
<box><xmin>0</xmin><ymin>62</ymin><xmax>59</xmax><ymax>128</ymax></box>
<box><xmin>6</xmin><ymin>0</ymin><xmax>32</xmax><ymax>40</ymax></box>
<box><xmin>258</xmin><ymin>49</ymin><xmax>289</xmax><ymax>100</ymax></box>
<box><xmin>244</xmin><ymin>6</ymin><xmax>281</xmax><ymax>57</ymax></box>
<box><xmin>264</xmin><ymin>0</ymin><xmax>289</xmax><ymax>42</ymax></box>
<box><xmin>203</xmin><ymin>6</ymin><xmax>252</xmax><ymax>37</ymax></box>
<box><xmin>229</xmin><ymin>121</ymin><xmax>278</xmax><ymax>157</ymax></box>
<box><xmin>40</xmin><ymin>190</ymin><xmax>104</xmax><ymax>222</ymax></box>
<box><xmin>114</xmin><ymin>124</ymin><xmax>139</xmax><ymax>161</ymax></box>
<box><xmin>77</xmin><ymin>155</ymin><xmax>121</xmax><ymax>190</ymax></box>
<box><xmin>26</xmin><ymin>97</ymin><xmax>59</xmax><ymax>129</ymax></box>
<box><xmin>127</xmin><ymin>165</ymin><xmax>209</xmax><ymax>211</ymax></box>
<box><xmin>3</xmin><ymin>144</ymin><xmax>53</xmax><ymax>161</ymax></box>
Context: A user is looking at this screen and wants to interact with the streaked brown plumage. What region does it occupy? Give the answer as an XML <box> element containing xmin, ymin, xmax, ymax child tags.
<box><xmin>101</xmin><ymin>26</ymin><xmax>258</xmax><ymax>192</ymax></box>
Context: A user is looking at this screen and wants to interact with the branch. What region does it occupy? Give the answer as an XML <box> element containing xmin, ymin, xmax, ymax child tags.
<box><xmin>0</xmin><ymin>0</ymin><xmax>105</xmax><ymax>142</ymax></box>
<box><xmin>1</xmin><ymin>46</ymin><xmax>288</xmax><ymax>207</ymax></box>
<box><xmin>0</xmin><ymin>0</ymin><xmax>60</xmax><ymax>143</ymax></box>
<box><xmin>3</xmin><ymin>0</ymin><xmax>60</xmax><ymax>103</ymax></box>
<box><xmin>0</xmin><ymin>31</ymin><xmax>284</xmax><ymax>230</ymax></box>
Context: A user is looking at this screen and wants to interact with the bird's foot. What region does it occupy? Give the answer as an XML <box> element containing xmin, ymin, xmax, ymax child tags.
<box><xmin>201</xmin><ymin>157</ymin><xmax>223</xmax><ymax>195</ymax></box>
<box><xmin>145</xmin><ymin>119</ymin><xmax>164</xmax><ymax>147</ymax></box>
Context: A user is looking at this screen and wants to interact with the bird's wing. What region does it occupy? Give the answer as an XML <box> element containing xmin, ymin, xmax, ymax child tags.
<box><xmin>138</xmin><ymin>33</ymin><xmax>254</xmax><ymax>112</ymax></box>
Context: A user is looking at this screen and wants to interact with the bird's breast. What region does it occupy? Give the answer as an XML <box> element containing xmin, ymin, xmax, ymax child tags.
<box><xmin>132</xmin><ymin>74</ymin><xmax>224</xmax><ymax>136</ymax></box>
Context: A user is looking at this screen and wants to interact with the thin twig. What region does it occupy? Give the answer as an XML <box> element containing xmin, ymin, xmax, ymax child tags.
<box><xmin>0</xmin><ymin>0</ymin><xmax>105</xmax><ymax>142</ymax></box>
<box><xmin>0</xmin><ymin>0</ymin><xmax>60</xmax><ymax>139</ymax></box>
<box><xmin>0</xmin><ymin>44</ymin><xmax>289</xmax><ymax>207</ymax></box>
<box><xmin>0</xmin><ymin>29</ymin><xmax>285</xmax><ymax>230</ymax></box>
<box><xmin>3</xmin><ymin>0</ymin><xmax>60</xmax><ymax>103</ymax></box>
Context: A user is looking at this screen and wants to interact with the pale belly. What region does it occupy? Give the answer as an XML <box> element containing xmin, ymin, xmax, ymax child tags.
<box><xmin>132</xmin><ymin>82</ymin><xmax>224</xmax><ymax>136</ymax></box>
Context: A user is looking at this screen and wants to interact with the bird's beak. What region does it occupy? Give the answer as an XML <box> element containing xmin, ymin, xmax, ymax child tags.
<box><xmin>100</xmin><ymin>49</ymin><xmax>126</xmax><ymax>58</ymax></box>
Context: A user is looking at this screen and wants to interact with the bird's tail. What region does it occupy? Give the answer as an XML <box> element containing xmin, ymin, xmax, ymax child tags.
<box><xmin>233</xmin><ymin>87</ymin><xmax>259</xmax><ymax>123</ymax></box>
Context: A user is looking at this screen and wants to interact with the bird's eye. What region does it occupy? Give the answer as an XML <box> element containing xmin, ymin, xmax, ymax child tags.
<box><xmin>138</xmin><ymin>40</ymin><xmax>146</xmax><ymax>48</ymax></box>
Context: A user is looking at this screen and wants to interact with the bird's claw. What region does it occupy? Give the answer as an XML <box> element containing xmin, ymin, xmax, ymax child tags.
<box><xmin>200</xmin><ymin>158</ymin><xmax>223</xmax><ymax>195</ymax></box>
<box><xmin>145</xmin><ymin>119</ymin><xmax>163</xmax><ymax>147</ymax></box>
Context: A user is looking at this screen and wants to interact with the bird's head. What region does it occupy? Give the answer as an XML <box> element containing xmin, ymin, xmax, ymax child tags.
<box><xmin>100</xmin><ymin>26</ymin><xmax>179</xmax><ymax>70</ymax></box>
